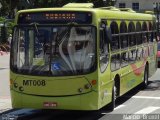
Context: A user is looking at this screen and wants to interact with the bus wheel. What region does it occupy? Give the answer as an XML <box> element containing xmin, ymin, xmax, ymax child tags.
<box><xmin>142</xmin><ymin>66</ymin><xmax>148</xmax><ymax>89</ymax></box>
<box><xmin>108</xmin><ymin>82</ymin><xmax>117</xmax><ymax>111</ymax></box>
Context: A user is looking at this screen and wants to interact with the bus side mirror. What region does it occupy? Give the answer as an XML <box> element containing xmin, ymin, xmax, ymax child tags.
<box><xmin>105</xmin><ymin>26</ymin><xmax>112</xmax><ymax>43</ymax></box>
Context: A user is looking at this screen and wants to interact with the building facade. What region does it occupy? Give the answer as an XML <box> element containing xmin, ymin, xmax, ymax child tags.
<box><xmin>115</xmin><ymin>0</ymin><xmax>160</xmax><ymax>12</ymax></box>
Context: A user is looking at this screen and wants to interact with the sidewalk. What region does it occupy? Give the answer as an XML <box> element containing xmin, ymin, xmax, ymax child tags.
<box><xmin>0</xmin><ymin>53</ymin><xmax>12</xmax><ymax>113</ymax></box>
<box><xmin>0</xmin><ymin>96</ymin><xmax>12</xmax><ymax>113</ymax></box>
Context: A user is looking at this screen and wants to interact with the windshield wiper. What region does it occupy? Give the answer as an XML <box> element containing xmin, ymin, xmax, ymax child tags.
<box><xmin>30</xmin><ymin>22</ymin><xmax>40</xmax><ymax>35</ymax></box>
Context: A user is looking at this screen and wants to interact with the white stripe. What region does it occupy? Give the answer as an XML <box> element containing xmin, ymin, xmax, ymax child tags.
<box><xmin>135</xmin><ymin>106</ymin><xmax>160</xmax><ymax>114</ymax></box>
<box><xmin>131</xmin><ymin>96</ymin><xmax>160</xmax><ymax>100</ymax></box>
<box><xmin>114</xmin><ymin>105</ymin><xmax>125</xmax><ymax>110</ymax></box>
<box><xmin>101</xmin><ymin>105</ymin><xmax>125</xmax><ymax>114</ymax></box>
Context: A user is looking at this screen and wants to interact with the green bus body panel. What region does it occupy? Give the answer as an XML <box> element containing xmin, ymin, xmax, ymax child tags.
<box><xmin>11</xmin><ymin>90</ymin><xmax>98</xmax><ymax>110</ymax></box>
<box><xmin>10</xmin><ymin>71</ymin><xmax>101</xmax><ymax>110</ymax></box>
<box><xmin>11</xmin><ymin>6</ymin><xmax>157</xmax><ymax>110</ymax></box>
<box><xmin>14</xmin><ymin>76</ymin><xmax>91</xmax><ymax>96</ymax></box>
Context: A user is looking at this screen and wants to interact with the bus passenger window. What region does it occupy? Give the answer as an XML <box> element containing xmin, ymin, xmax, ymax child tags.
<box><xmin>128</xmin><ymin>49</ymin><xmax>136</xmax><ymax>64</ymax></box>
<box><xmin>136</xmin><ymin>22</ymin><xmax>142</xmax><ymax>45</ymax></box>
<box><xmin>142</xmin><ymin>33</ymin><xmax>148</xmax><ymax>43</ymax></box>
<box><xmin>120</xmin><ymin>22</ymin><xmax>128</xmax><ymax>49</ymax></box>
<box><xmin>128</xmin><ymin>22</ymin><xmax>136</xmax><ymax>46</ymax></box>
<box><xmin>111</xmin><ymin>54</ymin><xmax>120</xmax><ymax>71</ymax></box>
<box><xmin>121</xmin><ymin>52</ymin><xmax>128</xmax><ymax>67</ymax></box>
<box><xmin>148</xmin><ymin>22</ymin><xmax>153</xmax><ymax>42</ymax></box>
<box><xmin>142</xmin><ymin>22</ymin><xmax>148</xmax><ymax>43</ymax></box>
<box><xmin>110</xmin><ymin>22</ymin><xmax>119</xmax><ymax>51</ymax></box>
<box><xmin>99</xmin><ymin>26</ymin><xmax>109</xmax><ymax>72</ymax></box>
<box><xmin>137</xmin><ymin>48</ymin><xmax>143</xmax><ymax>60</ymax></box>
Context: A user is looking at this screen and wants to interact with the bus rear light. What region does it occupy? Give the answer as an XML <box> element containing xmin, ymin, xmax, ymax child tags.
<box><xmin>91</xmin><ymin>80</ymin><xmax>97</xmax><ymax>85</ymax></box>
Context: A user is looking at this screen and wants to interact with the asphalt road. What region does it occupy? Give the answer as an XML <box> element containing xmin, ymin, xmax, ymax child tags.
<box><xmin>0</xmin><ymin>54</ymin><xmax>160</xmax><ymax>120</ymax></box>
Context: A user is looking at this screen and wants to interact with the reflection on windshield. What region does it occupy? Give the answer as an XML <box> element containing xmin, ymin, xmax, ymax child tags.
<box><xmin>11</xmin><ymin>26</ymin><xmax>96</xmax><ymax>76</ymax></box>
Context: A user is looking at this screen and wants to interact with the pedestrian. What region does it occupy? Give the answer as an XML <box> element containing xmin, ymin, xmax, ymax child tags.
<box><xmin>7</xmin><ymin>34</ymin><xmax>12</xmax><ymax>45</ymax></box>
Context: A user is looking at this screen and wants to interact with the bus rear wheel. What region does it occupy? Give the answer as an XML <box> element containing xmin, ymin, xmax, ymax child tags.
<box><xmin>108</xmin><ymin>82</ymin><xmax>117</xmax><ymax>111</ymax></box>
<box><xmin>142</xmin><ymin>66</ymin><xmax>148</xmax><ymax>89</ymax></box>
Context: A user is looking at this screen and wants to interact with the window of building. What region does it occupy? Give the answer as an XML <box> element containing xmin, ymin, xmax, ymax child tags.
<box><xmin>119</xmin><ymin>3</ymin><xmax>126</xmax><ymax>8</ymax></box>
<box><xmin>132</xmin><ymin>3</ymin><xmax>139</xmax><ymax>11</ymax></box>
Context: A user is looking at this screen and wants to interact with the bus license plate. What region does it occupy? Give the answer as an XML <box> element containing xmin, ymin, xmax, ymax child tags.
<box><xmin>43</xmin><ymin>102</ymin><xmax>57</xmax><ymax>107</ymax></box>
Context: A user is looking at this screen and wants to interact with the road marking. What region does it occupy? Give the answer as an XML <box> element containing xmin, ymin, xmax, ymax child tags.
<box><xmin>131</xmin><ymin>96</ymin><xmax>160</xmax><ymax>100</ymax></box>
<box><xmin>101</xmin><ymin>105</ymin><xmax>125</xmax><ymax>114</ymax></box>
<box><xmin>134</xmin><ymin>106</ymin><xmax>160</xmax><ymax>114</ymax></box>
<box><xmin>114</xmin><ymin>105</ymin><xmax>125</xmax><ymax>110</ymax></box>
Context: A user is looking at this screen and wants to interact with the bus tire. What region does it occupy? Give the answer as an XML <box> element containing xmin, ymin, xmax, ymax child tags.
<box><xmin>108</xmin><ymin>82</ymin><xmax>116</xmax><ymax>111</ymax></box>
<box><xmin>142</xmin><ymin>66</ymin><xmax>148</xmax><ymax>89</ymax></box>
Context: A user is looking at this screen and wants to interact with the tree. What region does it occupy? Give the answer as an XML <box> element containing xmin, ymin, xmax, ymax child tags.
<box><xmin>0</xmin><ymin>0</ymin><xmax>19</xmax><ymax>18</ymax></box>
<box><xmin>0</xmin><ymin>0</ymin><xmax>10</xmax><ymax>16</ymax></box>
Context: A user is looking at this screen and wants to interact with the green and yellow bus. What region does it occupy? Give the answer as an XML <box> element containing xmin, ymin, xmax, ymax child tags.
<box><xmin>10</xmin><ymin>3</ymin><xmax>158</xmax><ymax>111</ymax></box>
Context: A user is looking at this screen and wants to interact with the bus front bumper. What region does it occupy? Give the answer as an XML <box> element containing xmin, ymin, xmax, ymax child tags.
<box><xmin>11</xmin><ymin>90</ymin><xmax>99</xmax><ymax>110</ymax></box>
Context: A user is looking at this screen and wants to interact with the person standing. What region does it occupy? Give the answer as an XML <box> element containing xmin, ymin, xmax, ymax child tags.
<box><xmin>7</xmin><ymin>34</ymin><xmax>12</xmax><ymax>45</ymax></box>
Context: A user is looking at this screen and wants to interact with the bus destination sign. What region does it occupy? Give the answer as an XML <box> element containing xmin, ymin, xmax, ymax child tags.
<box><xmin>18</xmin><ymin>12</ymin><xmax>92</xmax><ymax>24</ymax></box>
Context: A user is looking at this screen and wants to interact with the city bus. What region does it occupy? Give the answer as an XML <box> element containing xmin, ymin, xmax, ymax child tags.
<box><xmin>10</xmin><ymin>3</ymin><xmax>158</xmax><ymax>111</ymax></box>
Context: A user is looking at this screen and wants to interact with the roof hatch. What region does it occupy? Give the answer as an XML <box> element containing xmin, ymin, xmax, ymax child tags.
<box><xmin>119</xmin><ymin>8</ymin><xmax>136</xmax><ymax>13</ymax></box>
<box><xmin>63</xmin><ymin>3</ymin><xmax>94</xmax><ymax>8</ymax></box>
<box><xmin>98</xmin><ymin>6</ymin><xmax>120</xmax><ymax>11</ymax></box>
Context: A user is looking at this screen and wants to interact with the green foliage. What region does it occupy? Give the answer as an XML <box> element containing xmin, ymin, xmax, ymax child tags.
<box><xmin>0</xmin><ymin>17</ymin><xmax>5</xmax><ymax>22</ymax></box>
<box><xmin>0</xmin><ymin>0</ymin><xmax>10</xmax><ymax>16</ymax></box>
<box><xmin>6</xmin><ymin>21</ymin><xmax>15</xmax><ymax>35</ymax></box>
<box><xmin>0</xmin><ymin>26</ymin><xmax>7</xmax><ymax>43</ymax></box>
<box><xmin>0</xmin><ymin>17</ymin><xmax>14</xmax><ymax>43</ymax></box>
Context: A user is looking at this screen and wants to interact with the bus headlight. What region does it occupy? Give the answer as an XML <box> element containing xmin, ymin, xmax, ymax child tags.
<box><xmin>14</xmin><ymin>83</ymin><xmax>18</xmax><ymax>88</ymax></box>
<box><xmin>84</xmin><ymin>84</ymin><xmax>91</xmax><ymax>89</ymax></box>
<box><xmin>19</xmin><ymin>86</ymin><xmax>24</xmax><ymax>92</ymax></box>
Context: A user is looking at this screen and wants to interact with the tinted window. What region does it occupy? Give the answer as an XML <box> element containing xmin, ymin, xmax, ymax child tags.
<box><xmin>120</xmin><ymin>22</ymin><xmax>128</xmax><ymax>49</ymax></box>
<box><xmin>121</xmin><ymin>52</ymin><xmax>128</xmax><ymax>67</ymax></box>
<box><xmin>137</xmin><ymin>48</ymin><xmax>143</xmax><ymax>60</ymax></box>
<box><xmin>136</xmin><ymin>22</ymin><xmax>142</xmax><ymax>45</ymax></box>
<box><xmin>128</xmin><ymin>22</ymin><xmax>136</xmax><ymax>46</ymax></box>
<box><xmin>99</xmin><ymin>25</ymin><xmax>109</xmax><ymax>72</ymax></box>
<box><xmin>128</xmin><ymin>49</ymin><xmax>137</xmax><ymax>63</ymax></box>
<box><xmin>111</xmin><ymin>54</ymin><xmax>121</xmax><ymax>71</ymax></box>
<box><xmin>110</xmin><ymin>22</ymin><xmax>119</xmax><ymax>51</ymax></box>
<box><xmin>142</xmin><ymin>22</ymin><xmax>148</xmax><ymax>43</ymax></box>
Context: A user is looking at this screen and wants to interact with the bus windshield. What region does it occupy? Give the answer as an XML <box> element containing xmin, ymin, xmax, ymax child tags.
<box><xmin>11</xmin><ymin>25</ymin><xmax>96</xmax><ymax>76</ymax></box>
